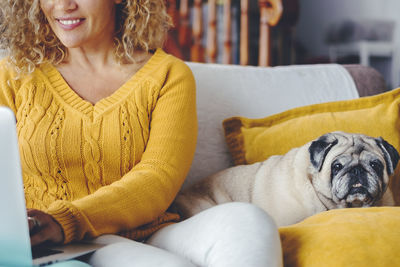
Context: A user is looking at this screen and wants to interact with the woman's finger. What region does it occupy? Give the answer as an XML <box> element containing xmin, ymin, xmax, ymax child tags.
<box><xmin>28</xmin><ymin>216</ymin><xmax>41</xmax><ymax>232</ymax></box>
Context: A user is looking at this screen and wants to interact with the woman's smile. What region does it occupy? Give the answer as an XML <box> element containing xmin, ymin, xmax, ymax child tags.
<box><xmin>56</xmin><ymin>18</ymin><xmax>85</xmax><ymax>30</ymax></box>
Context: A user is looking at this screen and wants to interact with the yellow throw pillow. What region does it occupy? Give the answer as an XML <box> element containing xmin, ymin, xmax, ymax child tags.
<box><xmin>279</xmin><ymin>207</ymin><xmax>400</xmax><ymax>267</ymax></box>
<box><xmin>223</xmin><ymin>87</ymin><xmax>400</xmax><ymax>203</ymax></box>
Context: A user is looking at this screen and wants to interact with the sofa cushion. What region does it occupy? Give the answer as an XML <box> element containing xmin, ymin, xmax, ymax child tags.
<box><xmin>223</xmin><ymin>87</ymin><xmax>400</xmax><ymax>203</ymax></box>
<box><xmin>279</xmin><ymin>207</ymin><xmax>400</xmax><ymax>267</ymax></box>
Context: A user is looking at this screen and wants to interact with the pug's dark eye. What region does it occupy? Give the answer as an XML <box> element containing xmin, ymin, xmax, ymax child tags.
<box><xmin>370</xmin><ymin>160</ymin><xmax>383</xmax><ymax>174</ymax></box>
<box><xmin>331</xmin><ymin>163</ymin><xmax>343</xmax><ymax>175</ymax></box>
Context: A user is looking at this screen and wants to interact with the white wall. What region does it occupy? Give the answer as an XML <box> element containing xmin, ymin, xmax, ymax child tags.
<box><xmin>295</xmin><ymin>0</ymin><xmax>400</xmax><ymax>88</ymax></box>
<box><xmin>296</xmin><ymin>0</ymin><xmax>400</xmax><ymax>57</ymax></box>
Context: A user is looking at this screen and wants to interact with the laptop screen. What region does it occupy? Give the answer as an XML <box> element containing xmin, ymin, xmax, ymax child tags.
<box><xmin>0</xmin><ymin>107</ymin><xmax>33</xmax><ymax>266</ymax></box>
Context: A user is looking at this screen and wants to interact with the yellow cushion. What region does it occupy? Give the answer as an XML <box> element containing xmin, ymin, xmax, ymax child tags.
<box><xmin>279</xmin><ymin>207</ymin><xmax>400</xmax><ymax>267</ymax></box>
<box><xmin>223</xmin><ymin>87</ymin><xmax>400</xmax><ymax>203</ymax></box>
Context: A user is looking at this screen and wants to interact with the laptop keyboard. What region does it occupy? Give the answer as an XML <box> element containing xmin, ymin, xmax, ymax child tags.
<box><xmin>31</xmin><ymin>246</ymin><xmax>63</xmax><ymax>259</ymax></box>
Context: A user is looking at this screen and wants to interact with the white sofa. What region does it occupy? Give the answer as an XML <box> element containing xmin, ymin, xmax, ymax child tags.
<box><xmin>0</xmin><ymin>49</ymin><xmax>385</xmax><ymax>187</ymax></box>
<box><xmin>183</xmin><ymin>62</ymin><xmax>387</xmax><ymax>189</ymax></box>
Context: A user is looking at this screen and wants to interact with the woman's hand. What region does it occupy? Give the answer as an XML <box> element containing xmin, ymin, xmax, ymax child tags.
<box><xmin>27</xmin><ymin>209</ymin><xmax>64</xmax><ymax>246</ymax></box>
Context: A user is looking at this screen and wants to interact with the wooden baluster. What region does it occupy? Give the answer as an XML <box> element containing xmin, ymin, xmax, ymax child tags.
<box><xmin>223</xmin><ymin>0</ymin><xmax>232</xmax><ymax>64</ymax></box>
<box><xmin>179</xmin><ymin>0</ymin><xmax>191</xmax><ymax>48</ymax></box>
<box><xmin>240</xmin><ymin>0</ymin><xmax>249</xmax><ymax>65</ymax></box>
<box><xmin>258</xmin><ymin>0</ymin><xmax>271</xmax><ymax>66</ymax></box>
<box><xmin>191</xmin><ymin>0</ymin><xmax>205</xmax><ymax>62</ymax></box>
<box><xmin>258</xmin><ymin>0</ymin><xmax>283</xmax><ymax>66</ymax></box>
<box><xmin>207</xmin><ymin>0</ymin><xmax>217</xmax><ymax>63</ymax></box>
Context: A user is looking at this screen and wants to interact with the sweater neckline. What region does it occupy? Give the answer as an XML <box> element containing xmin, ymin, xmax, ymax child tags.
<box><xmin>40</xmin><ymin>48</ymin><xmax>167</xmax><ymax>117</ymax></box>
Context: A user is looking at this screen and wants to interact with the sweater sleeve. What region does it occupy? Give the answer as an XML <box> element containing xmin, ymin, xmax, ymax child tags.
<box><xmin>47</xmin><ymin>58</ymin><xmax>198</xmax><ymax>243</ymax></box>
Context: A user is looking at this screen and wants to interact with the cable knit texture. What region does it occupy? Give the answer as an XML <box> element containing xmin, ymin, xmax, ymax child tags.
<box><xmin>0</xmin><ymin>49</ymin><xmax>197</xmax><ymax>243</ymax></box>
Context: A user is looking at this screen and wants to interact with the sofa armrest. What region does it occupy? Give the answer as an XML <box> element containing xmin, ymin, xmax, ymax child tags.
<box><xmin>343</xmin><ymin>64</ymin><xmax>387</xmax><ymax>97</ymax></box>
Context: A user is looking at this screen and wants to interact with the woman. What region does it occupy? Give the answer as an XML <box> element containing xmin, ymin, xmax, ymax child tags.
<box><xmin>0</xmin><ymin>0</ymin><xmax>282</xmax><ymax>266</ymax></box>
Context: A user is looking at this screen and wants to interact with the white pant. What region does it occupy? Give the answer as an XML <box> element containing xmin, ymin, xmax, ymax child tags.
<box><xmin>87</xmin><ymin>202</ymin><xmax>283</xmax><ymax>267</ymax></box>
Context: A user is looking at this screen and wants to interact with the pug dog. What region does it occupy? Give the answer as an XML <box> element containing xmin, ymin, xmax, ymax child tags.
<box><xmin>174</xmin><ymin>131</ymin><xmax>399</xmax><ymax>227</ymax></box>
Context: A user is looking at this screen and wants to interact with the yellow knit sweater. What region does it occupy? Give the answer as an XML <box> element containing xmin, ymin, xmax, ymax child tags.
<box><xmin>0</xmin><ymin>49</ymin><xmax>197</xmax><ymax>243</ymax></box>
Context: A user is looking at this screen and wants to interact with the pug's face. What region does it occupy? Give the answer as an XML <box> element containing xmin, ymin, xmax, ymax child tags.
<box><xmin>308</xmin><ymin>132</ymin><xmax>399</xmax><ymax>208</ymax></box>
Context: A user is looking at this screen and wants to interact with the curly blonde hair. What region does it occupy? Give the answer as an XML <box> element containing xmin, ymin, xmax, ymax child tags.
<box><xmin>0</xmin><ymin>0</ymin><xmax>172</xmax><ymax>74</ymax></box>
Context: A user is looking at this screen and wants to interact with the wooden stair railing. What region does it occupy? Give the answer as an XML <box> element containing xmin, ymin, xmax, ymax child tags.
<box><xmin>207</xmin><ymin>0</ymin><xmax>218</xmax><ymax>63</ymax></box>
<box><xmin>165</xmin><ymin>0</ymin><xmax>283</xmax><ymax>66</ymax></box>
<box><xmin>258</xmin><ymin>0</ymin><xmax>283</xmax><ymax>66</ymax></box>
<box><xmin>223</xmin><ymin>0</ymin><xmax>232</xmax><ymax>64</ymax></box>
<box><xmin>239</xmin><ymin>0</ymin><xmax>249</xmax><ymax>65</ymax></box>
<box><xmin>191</xmin><ymin>0</ymin><xmax>205</xmax><ymax>62</ymax></box>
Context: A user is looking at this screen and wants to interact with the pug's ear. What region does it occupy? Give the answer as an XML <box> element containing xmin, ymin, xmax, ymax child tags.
<box><xmin>309</xmin><ymin>133</ymin><xmax>339</xmax><ymax>171</ymax></box>
<box><xmin>376</xmin><ymin>137</ymin><xmax>400</xmax><ymax>175</ymax></box>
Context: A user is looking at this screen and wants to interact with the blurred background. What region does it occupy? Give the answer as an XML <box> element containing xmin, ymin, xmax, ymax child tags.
<box><xmin>164</xmin><ymin>0</ymin><xmax>400</xmax><ymax>89</ymax></box>
<box><xmin>296</xmin><ymin>0</ymin><xmax>399</xmax><ymax>89</ymax></box>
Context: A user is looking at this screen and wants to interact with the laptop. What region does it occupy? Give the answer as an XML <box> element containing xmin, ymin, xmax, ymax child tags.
<box><xmin>0</xmin><ymin>107</ymin><xmax>103</xmax><ymax>266</ymax></box>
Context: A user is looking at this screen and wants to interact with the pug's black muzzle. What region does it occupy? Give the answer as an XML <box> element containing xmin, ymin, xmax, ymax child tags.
<box><xmin>344</xmin><ymin>165</ymin><xmax>374</xmax><ymax>206</ymax></box>
<box><xmin>347</xmin><ymin>165</ymin><xmax>369</xmax><ymax>191</ymax></box>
